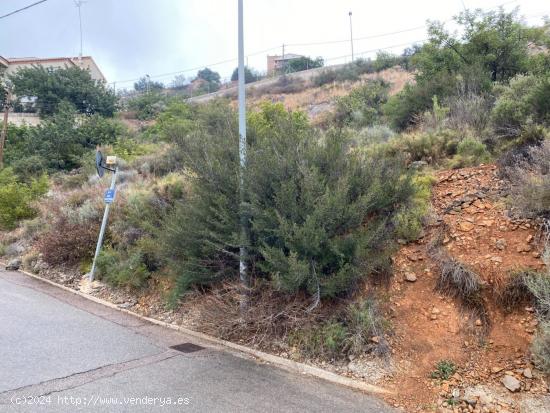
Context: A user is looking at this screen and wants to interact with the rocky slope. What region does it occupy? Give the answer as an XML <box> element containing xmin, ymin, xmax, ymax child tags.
<box><xmin>386</xmin><ymin>164</ymin><xmax>549</xmax><ymax>412</ymax></box>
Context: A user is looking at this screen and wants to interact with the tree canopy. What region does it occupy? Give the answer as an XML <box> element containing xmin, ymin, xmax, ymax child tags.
<box><xmin>284</xmin><ymin>56</ymin><xmax>324</xmax><ymax>73</ymax></box>
<box><xmin>230</xmin><ymin>66</ymin><xmax>260</xmax><ymax>84</ymax></box>
<box><xmin>9</xmin><ymin>65</ymin><xmax>117</xmax><ymax>117</ymax></box>
<box><xmin>134</xmin><ymin>76</ymin><xmax>165</xmax><ymax>92</ymax></box>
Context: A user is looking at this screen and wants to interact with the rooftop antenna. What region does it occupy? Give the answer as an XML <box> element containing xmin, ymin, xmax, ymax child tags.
<box><xmin>74</xmin><ymin>0</ymin><xmax>87</xmax><ymax>60</ymax></box>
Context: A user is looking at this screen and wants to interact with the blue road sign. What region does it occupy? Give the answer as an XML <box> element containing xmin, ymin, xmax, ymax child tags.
<box><xmin>104</xmin><ymin>189</ymin><xmax>116</xmax><ymax>204</ymax></box>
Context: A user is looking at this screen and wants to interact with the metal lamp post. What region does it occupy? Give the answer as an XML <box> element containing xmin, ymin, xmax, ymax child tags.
<box><xmin>349</xmin><ymin>11</ymin><xmax>354</xmax><ymax>62</ymax></box>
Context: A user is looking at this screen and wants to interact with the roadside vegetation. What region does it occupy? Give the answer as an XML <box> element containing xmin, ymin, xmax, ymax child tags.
<box><xmin>1</xmin><ymin>7</ymin><xmax>549</xmax><ymax>364</ymax></box>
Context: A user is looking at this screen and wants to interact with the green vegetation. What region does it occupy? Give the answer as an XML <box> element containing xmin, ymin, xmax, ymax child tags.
<box><xmin>289</xmin><ymin>298</ymin><xmax>389</xmax><ymax>359</ymax></box>
<box><xmin>283</xmin><ymin>56</ymin><xmax>324</xmax><ymax>74</ymax></box>
<box><xmin>5</xmin><ymin>101</ymin><xmax>123</xmax><ymax>176</ymax></box>
<box><xmin>9</xmin><ymin>66</ymin><xmax>116</xmax><ymax>117</ymax></box>
<box><xmin>333</xmin><ymin>79</ymin><xmax>389</xmax><ymax>128</ymax></box>
<box><xmin>383</xmin><ymin>8</ymin><xmax>549</xmax><ymax>136</ymax></box>
<box><xmin>231</xmin><ymin>66</ymin><xmax>261</xmax><ymax>83</ymax></box>
<box><xmin>0</xmin><ymin>168</ymin><xmax>48</xmax><ymax>230</ymax></box>
<box><xmin>0</xmin><ymin>5</ymin><xmax>549</xmax><ymax>365</ymax></box>
<box><xmin>160</xmin><ymin>101</ymin><xmax>417</xmax><ymax>299</ymax></box>
<box><xmin>195</xmin><ymin>67</ymin><xmax>221</xmax><ymax>93</ymax></box>
<box><xmin>134</xmin><ymin>76</ymin><xmax>165</xmax><ymax>92</ymax></box>
<box><xmin>430</xmin><ymin>360</ymin><xmax>457</xmax><ymax>380</ymax></box>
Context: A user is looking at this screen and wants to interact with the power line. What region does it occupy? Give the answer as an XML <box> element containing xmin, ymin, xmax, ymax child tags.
<box><xmin>109</xmin><ymin>0</ymin><xmax>524</xmax><ymax>86</ymax></box>
<box><xmin>0</xmin><ymin>0</ymin><xmax>48</xmax><ymax>20</ymax></box>
<box><xmin>110</xmin><ymin>46</ymin><xmax>281</xmax><ymax>85</ymax></box>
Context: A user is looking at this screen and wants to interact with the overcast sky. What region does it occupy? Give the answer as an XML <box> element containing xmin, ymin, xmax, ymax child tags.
<box><xmin>0</xmin><ymin>0</ymin><xmax>547</xmax><ymax>89</ymax></box>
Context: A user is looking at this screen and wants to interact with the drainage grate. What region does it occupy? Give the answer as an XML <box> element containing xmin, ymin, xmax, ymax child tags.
<box><xmin>170</xmin><ymin>342</ymin><xmax>205</xmax><ymax>353</ymax></box>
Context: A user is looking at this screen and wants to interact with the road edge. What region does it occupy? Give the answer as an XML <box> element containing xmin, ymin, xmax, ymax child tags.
<box><xmin>1</xmin><ymin>262</ymin><xmax>394</xmax><ymax>396</ymax></box>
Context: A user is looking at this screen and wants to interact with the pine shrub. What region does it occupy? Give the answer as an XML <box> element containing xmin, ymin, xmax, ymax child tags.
<box><xmin>160</xmin><ymin>102</ymin><xmax>417</xmax><ymax>300</ymax></box>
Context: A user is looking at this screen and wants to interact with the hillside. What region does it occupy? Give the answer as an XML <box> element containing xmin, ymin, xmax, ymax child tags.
<box><xmin>1</xmin><ymin>7</ymin><xmax>550</xmax><ymax>413</ymax></box>
<box><xmin>388</xmin><ymin>165</ymin><xmax>548</xmax><ymax>411</ymax></box>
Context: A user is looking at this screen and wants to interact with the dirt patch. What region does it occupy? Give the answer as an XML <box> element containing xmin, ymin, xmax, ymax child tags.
<box><xmin>385</xmin><ymin>164</ymin><xmax>549</xmax><ymax>411</ymax></box>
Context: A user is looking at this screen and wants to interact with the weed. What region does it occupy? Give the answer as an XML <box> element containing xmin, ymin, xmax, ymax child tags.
<box><xmin>532</xmin><ymin>321</ymin><xmax>550</xmax><ymax>373</ymax></box>
<box><xmin>430</xmin><ymin>360</ymin><xmax>457</xmax><ymax>380</ymax></box>
<box><xmin>498</xmin><ymin>270</ymin><xmax>536</xmax><ymax>313</ymax></box>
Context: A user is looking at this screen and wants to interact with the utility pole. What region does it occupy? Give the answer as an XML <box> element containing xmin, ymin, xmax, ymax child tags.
<box><xmin>238</xmin><ymin>0</ymin><xmax>249</xmax><ymax>311</ymax></box>
<box><xmin>146</xmin><ymin>74</ymin><xmax>150</xmax><ymax>94</ymax></box>
<box><xmin>74</xmin><ymin>0</ymin><xmax>86</xmax><ymax>59</ymax></box>
<box><xmin>0</xmin><ymin>88</ymin><xmax>11</xmax><ymax>170</ymax></box>
<box><xmin>349</xmin><ymin>11</ymin><xmax>354</xmax><ymax>62</ymax></box>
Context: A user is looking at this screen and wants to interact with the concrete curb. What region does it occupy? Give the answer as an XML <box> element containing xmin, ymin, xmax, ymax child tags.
<box><xmin>1</xmin><ymin>261</ymin><xmax>393</xmax><ymax>396</ymax></box>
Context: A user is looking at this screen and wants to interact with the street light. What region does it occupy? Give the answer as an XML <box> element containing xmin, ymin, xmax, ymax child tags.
<box><xmin>349</xmin><ymin>11</ymin><xmax>354</xmax><ymax>62</ymax></box>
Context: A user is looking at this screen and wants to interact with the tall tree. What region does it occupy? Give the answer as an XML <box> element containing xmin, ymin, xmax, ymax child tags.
<box><xmin>231</xmin><ymin>66</ymin><xmax>259</xmax><ymax>83</ymax></box>
<box><xmin>195</xmin><ymin>68</ymin><xmax>221</xmax><ymax>92</ymax></box>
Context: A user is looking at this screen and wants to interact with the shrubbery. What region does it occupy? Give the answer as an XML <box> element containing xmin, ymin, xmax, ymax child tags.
<box><xmin>160</xmin><ymin>102</ymin><xmax>417</xmax><ymax>300</ymax></box>
<box><xmin>127</xmin><ymin>92</ymin><xmax>170</xmax><ymax>120</ymax></box>
<box><xmin>4</xmin><ymin>101</ymin><xmax>125</xmax><ymax>176</ymax></box>
<box><xmin>383</xmin><ymin>72</ymin><xmax>457</xmax><ymax>130</ymax></box>
<box><xmin>289</xmin><ymin>298</ymin><xmax>389</xmax><ymax>359</ymax></box>
<box><xmin>333</xmin><ymin>79</ymin><xmax>389</xmax><ymax>128</ymax></box>
<box><xmin>0</xmin><ymin>168</ymin><xmax>48</xmax><ymax>230</ymax></box>
<box><xmin>525</xmin><ymin>252</ymin><xmax>550</xmax><ymax>373</ymax></box>
<box><xmin>507</xmin><ymin>141</ymin><xmax>550</xmax><ymax>218</ymax></box>
<box><xmin>450</xmin><ymin>137</ymin><xmax>491</xmax><ymax>168</ymax></box>
<box><xmin>492</xmin><ymin>74</ymin><xmax>550</xmax><ymax>139</ymax></box>
<box><xmin>312</xmin><ymin>59</ymin><xmax>375</xmax><ymax>87</ymax></box>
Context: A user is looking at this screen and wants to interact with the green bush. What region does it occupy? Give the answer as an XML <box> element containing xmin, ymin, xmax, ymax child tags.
<box><xmin>450</xmin><ymin>137</ymin><xmax>491</xmax><ymax>168</ymax></box>
<box><xmin>95</xmin><ymin>246</ymin><xmax>150</xmax><ymax>288</ymax></box>
<box><xmin>312</xmin><ymin>59</ymin><xmax>375</xmax><ymax>87</ymax></box>
<box><xmin>127</xmin><ymin>92</ymin><xmax>169</xmax><ymax>120</ymax></box>
<box><xmin>372</xmin><ymin>51</ymin><xmax>402</xmax><ymax>72</ymax></box>
<box><xmin>160</xmin><ymin>102</ymin><xmax>417</xmax><ymax>299</ymax></box>
<box><xmin>507</xmin><ymin>141</ymin><xmax>550</xmax><ymax>218</ymax></box>
<box><xmin>385</xmin><ymin>129</ymin><xmax>462</xmax><ymax>164</ymax></box>
<box><xmin>492</xmin><ymin>74</ymin><xmax>550</xmax><ymax>139</ymax></box>
<box><xmin>430</xmin><ymin>360</ymin><xmax>457</xmax><ymax>380</ymax></box>
<box><xmin>289</xmin><ymin>299</ymin><xmax>388</xmax><ymax>359</ymax></box>
<box><xmin>4</xmin><ymin>102</ymin><xmax>125</xmax><ymax>175</ymax></box>
<box><xmin>394</xmin><ymin>174</ymin><xmax>434</xmax><ymax>241</ymax></box>
<box><xmin>383</xmin><ymin>72</ymin><xmax>457</xmax><ymax>130</ymax></box>
<box><xmin>0</xmin><ymin>168</ymin><xmax>48</xmax><ymax>230</ymax></box>
<box><xmin>353</xmin><ymin>125</ymin><xmax>395</xmax><ymax>146</ymax></box>
<box><xmin>333</xmin><ymin>79</ymin><xmax>390</xmax><ymax>128</ymax></box>
<box><xmin>526</xmin><ymin>270</ymin><xmax>550</xmax><ymax>318</ymax></box>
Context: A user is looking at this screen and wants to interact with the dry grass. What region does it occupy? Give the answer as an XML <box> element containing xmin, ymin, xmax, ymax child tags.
<box><xmin>496</xmin><ymin>270</ymin><xmax>536</xmax><ymax>313</ymax></box>
<box><xmin>193</xmin><ymin>281</ymin><xmax>326</xmax><ymax>349</ymax></box>
<box><xmin>247</xmin><ymin>68</ymin><xmax>413</xmax><ymax>118</ymax></box>
<box><xmin>429</xmin><ymin>227</ymin><xmax>490</xmax><ymax>334</ymax></box>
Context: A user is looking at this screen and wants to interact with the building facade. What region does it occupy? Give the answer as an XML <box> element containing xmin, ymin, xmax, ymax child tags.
<box><xmin>267</xmin><ymin>53</ymin><xmax>304</xmax><ymax>75</ymax></box>
<box><xmin>0</xmin><ymin>56</ymin><xmax>106</xmax><ymax>82</ymax></box>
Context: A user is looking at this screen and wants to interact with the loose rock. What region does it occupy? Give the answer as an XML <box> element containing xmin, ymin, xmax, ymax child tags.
<box><xmin>404</xmin><ymin>272</ymin><xmax>417</xmax><ymax>282</ymax></box>
<box><xmin>5</xmin><ymin>258</ymin><xmax>22</xmax><ymax>271</ymax></box>
<box><xmin>501</xmin><ymin>375</ymin><xmax>521</xmax><ymax>392</ymax></box>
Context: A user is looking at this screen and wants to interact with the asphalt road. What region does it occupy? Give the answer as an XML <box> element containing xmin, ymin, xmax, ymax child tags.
<box><xmin>0</xmin><ymin>269</ymin><xmax>395</xmax><ymax>413</ymax></box>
